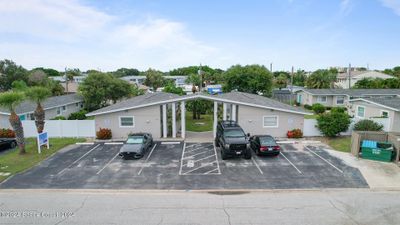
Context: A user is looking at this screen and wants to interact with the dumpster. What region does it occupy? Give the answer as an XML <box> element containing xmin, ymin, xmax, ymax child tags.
<box><xmin>361</xmin><ymin>140</ymin><xmax>394</xmax><ymax>162</ymax></box>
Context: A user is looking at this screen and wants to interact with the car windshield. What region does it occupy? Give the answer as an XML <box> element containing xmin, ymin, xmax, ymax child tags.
<box><xmin>126</xmin><ymin>136</ymin><xmax>144</xmax><ymax>144</ymax></box>
<box><xmin>259</xmin><ymin>136</ymin><xmax>276</xmax><ymax>146</ymax></box>
<box><xmin>224</xmin><ymin>129</ymin><xmax>245</xmax><ymax>138</ymax></box>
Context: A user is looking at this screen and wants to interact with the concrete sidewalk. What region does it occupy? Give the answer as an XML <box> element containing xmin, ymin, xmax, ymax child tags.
<box><xmin>0</xmin><ymin>189</ymin><xmax>398</xmax><ymax>225</ymax></box>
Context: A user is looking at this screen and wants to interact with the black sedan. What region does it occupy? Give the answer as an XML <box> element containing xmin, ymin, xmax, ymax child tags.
<box><xmin>0</xmin><ymin>138</ymin><xmax>17</xmax><ymax>151</ymax></box>
<box><xmin>119</xmin><ymin>133</ymin><xmax>153</xmax><ymax>159</ymax></box>
<box><xmin>249</xmin><ymin>135</ymin><xmax>280</xmax><ymax>156</ymax></box>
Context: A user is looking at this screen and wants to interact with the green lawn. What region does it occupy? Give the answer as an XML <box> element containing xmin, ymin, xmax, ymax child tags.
<box><xmin>186</xmin><ymin>112</ymin><xmax>213</xmax><ymax>132</ymax></box>
<box><xmin>325</xmin><ymin>136</ymin><xmax>351</xmax><ymax>153</ymax></box>
<box><xmin>0</xmin><ymin>137</ymin><xmax>85</xmax><ymax>183</ymax></box>
<box><xmin>304</xmin><ymin>114</ymin><xmax>319</xmax><ymax>119</ymax></box>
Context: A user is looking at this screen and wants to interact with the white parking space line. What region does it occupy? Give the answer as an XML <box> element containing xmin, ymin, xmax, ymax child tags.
<box><xmin>251</xmin><ymin>157</ymin><xmax>264</xmax><ymax>175</ymax></box>
<box><xmin>185</xmin><ymin>145</ymin><xmax>213</xmax><ymax>153</ymax></box>
<box><xmin>182</xmin><ymin>161</ymin><xmax>216</xmax><ymax>175</ymax></box>
<box><xmin>304</xmin><ymin>146</ymin><xmax>343</xmax><ymax>174</ymax></box>
<box><xmin>76</xmin><ymin>142</ymin><xmax>94</xmax><ymax>145</ymax></box>
<box><xmin>96</xmin><ymin>152</ymin><xmax>119</xmax><ymax>175</ymax></box>
<box><xmin>182</xmin><ymin>155</ymin><xmax>215</xmax><ymax>167</ymax></box>
<box><xmin>183</xmin><ymin>150</ymin><xmax>210</xmax><ymax>159</ymax></box>
<box><xmin>161</xmin><ymin>142</ymin><xmax>180</xmax><ymax>145</ymax></box>
<box><xmin>212</xmin><ymin>143</ymin><xmax>221</xmax><ymax>175</ymax></box>
<box><xmin>57</xmin><ymin>144</ymin><xmax>101</xmax><ymax>175</ymax></box>
<box><xmin>204</xmin><ymin>168</ymin><xmax>219</xmax><ymax>174</ymax></box>
<box><xmin>178</xmin><ymin>143</ymin><xmax>186</xmax><ymax>175</ymax></box>
<box><xmin>280</xmin><ymin>152</ymin><xmax>302</xmax><ymax>174</ymax></box>
<box><xmin>104</xmin><ymin>142</ymin><xmax>124</xmax><ymax>145</ymax></box>
<box><xmin>137</xmin><ymin>144</ymin><xmax>158</xmax><ymax>175</ymax></box>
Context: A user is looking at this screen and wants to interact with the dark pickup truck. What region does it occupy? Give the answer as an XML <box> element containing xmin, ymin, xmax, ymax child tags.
<box><xmin>215</xmin><ymin>120</ymin><xmax>251</xmax><ymax>160</ymax></box>
<box><xmin>0</xmin><ymin>138</ymin><xmax>17</xmax><ymax>151</ymax></box>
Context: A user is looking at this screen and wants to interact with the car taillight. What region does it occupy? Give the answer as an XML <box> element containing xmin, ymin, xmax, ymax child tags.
<box><xmin>273</xmin><ymin>146</ymin><xmax>280</xmax><ymax>150</ymax></box>
<box><xmin>260</xmin><ymin>146</ymin><xmax>267</xmax><ymax>151</ymax></box>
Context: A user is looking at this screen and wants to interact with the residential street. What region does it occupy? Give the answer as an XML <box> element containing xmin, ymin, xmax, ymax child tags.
<box><xmin>0</xmin><ymin>189</ymin><xmax>399</xmax><ymax>225</ymax></box>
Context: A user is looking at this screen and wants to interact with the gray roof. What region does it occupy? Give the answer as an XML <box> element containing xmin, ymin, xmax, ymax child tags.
<box><xmin>353</xmin><ymin>97</ymin><xmax>400</xmax><ymax>111</ymax></box>
<box><xmin>87</xmin><ymin>92</ymin><xmax>180</xmax><ymax>116</ymax></box>
<box><xmin>87</xmin><ymin>91</ymin><xmax>309</xmax><ymax>116</ymax></box>
<box><xmin>0</xmin><ymin>94</ymin><xmax>83</xmax><ymax>115</ymax></box>
<box><xmin>300</xmin><ymin>89</ymin><xmax>400</xmax><ymax>96</ymax></box>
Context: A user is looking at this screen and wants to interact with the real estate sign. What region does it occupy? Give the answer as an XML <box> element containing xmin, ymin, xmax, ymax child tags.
<box><xmin>37</xmin><ymin>132</ymin><xmax>49</xmax><ymax>154</ymax></box>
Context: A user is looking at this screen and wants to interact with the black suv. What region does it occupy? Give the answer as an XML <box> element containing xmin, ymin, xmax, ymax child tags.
<box><xmin>215</xmin><ymin>120</ymin><xmax>251</xmax><ymax>160</ymax></box>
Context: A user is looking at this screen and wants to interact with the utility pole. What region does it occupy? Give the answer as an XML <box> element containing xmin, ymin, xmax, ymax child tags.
<box><xmin>290</xmin><ymin>66</ymin><xmax>294</xmax><ymax>105</ymax></box>
<box><xmin>348</xmin><ymin>63</ymin><xmax>351</xmax><ymax>89</ymax></box>
<box><xmin>197</xmin><ymin>64</ymin><xmax>203</xmax><ymax>93</ymax></box>
<box><xmin>64</xmin><ymin>67</ymin><xmax>68</xmax><ymax>93</ymax></box>
<box><xmin>270</xmin><ymin>63</ymin><xmax>273</xmax><ymax>73</ymax></box>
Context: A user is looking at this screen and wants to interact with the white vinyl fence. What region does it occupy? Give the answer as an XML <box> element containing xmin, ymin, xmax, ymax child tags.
<box><xmin>0</xmin><ymin>120</ymin><xmax>95</xmax><ymax>138</ymax></box>
<box><xmin>303</xmin><ymin>118</ymin><xmax>391</xmax><ymax>137</ymax></box>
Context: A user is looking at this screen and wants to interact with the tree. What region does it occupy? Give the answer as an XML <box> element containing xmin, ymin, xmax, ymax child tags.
<box><xmin>112</xmin><ymin>68</ymin><xmax>140</xmax><ymax>77</ymax></box>
<box><xmin>293</xmin><ymin>70</ymin><xmax>307</xmax><ymax>86</ymax></box>
<box><xmin>11</xmin><ymin>80</ymin><xmax>28</xmax><ymax>92</ymax></box>
<box><xmin>312</xmin><ymin>103</ymin><xmax>326</xmax><ymax>114</ymax></box>
<box><xmin>65</xmin><ymin>68</ymin><xmax>80</xmax><ymax>93</ymax></box>
<box><xmin>354</xmin><ymin>119</ymin><xmax>383</xmax><ymax>131</ymax></box>
<box><xmin>25</xmin><ymin>86</ymin><xmax>51</xmax><ymax>133</ymax></box>
<box><xmin>0</xmin><ymin>91</ymin><xmax>26</xmax><ymax>154</ymax></box>
<box><xmin>316</xmin><ymin>112</ymin><xmax>351</xmax><ymax>137</ymax></box>
<box><xmin>354</xmin><ymin>77</ymin><xmax>400</xmax><ymax>89</ymax></box>
<box><xmin>223</xmin><ymin>64</ymin><xmax>273</xmax><ymax>96</ymax></box>
<box><xmin>275</xmin><ymin>74</ymin><xmax>288</xmax><ymax>89</ymax></box>
<box><xmin>28</xmin><ymin>70</ymin><xmax>48</xmax><ymax>86</ymax></box>
<box><xmin>0</xmin><ymin>59</ymin><xmax>28</xmax><ymax>91</ymax></box>
<box><xmin>79</xmin><ymin>72</ymin><xmax>141</xmax><ymax>111</ymax></box>
<box><xmin>306</xmin><ymin>69</ymin><xmax>336</xmax><ymax>89</ymax></box>
<box><xmin>144</xmin><ymin>68</ymin><xmax>165</xmax><ymax>90</ymax></box>
<box><xmin>163</xmin><ymin>80</ymin><xmax>185</xmax><ymax>96</ymax></box>
<box><xmin>32</xmin><ymin>67</ymin><xmax>60</xmax><ymax>77</ymax></box>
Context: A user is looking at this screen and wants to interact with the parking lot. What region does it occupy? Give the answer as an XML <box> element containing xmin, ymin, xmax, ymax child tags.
<box><xmin>0</xmin><ymin>141</ymin><xmax>368</xmax><ymax>189</ymax></box>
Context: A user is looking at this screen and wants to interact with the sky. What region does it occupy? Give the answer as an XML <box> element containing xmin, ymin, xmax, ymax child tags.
<box><xmin>0</xmin><ymin>0</ymin><xmax>400</xmax><ymax>72</ymax></box>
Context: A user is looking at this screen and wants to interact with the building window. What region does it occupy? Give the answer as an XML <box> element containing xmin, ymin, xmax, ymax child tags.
<box><xmin>357</xmin><ymin>106</ymin><xmax>365</xmax><ymax>118</ymax></box>
<box><xmin>120</xmin><ymin>116</ymin><xmax>135</xmax><ymax>127</ymax></box>
<box><xmin>317</xmin><ymin>96</ymin><xmax>327</xmax><ymax>103</ymax></box>
<box><xmin>62</xmin><ymin>105</ymin><xmax>67</xmax><ymax>111</ymax></box>
<box><xmin>76</xmin><ymin>103</ymin><xmax>79</xmax><ymax>107</ymax></box>
<box><xmin>263</xmin><ymin>116</ymin><xmax>278</xmax><ymax>128</ymax></box>
<box><xmin>80</xmin><ymin>103</ymin><xmax>84</xmax><ymax>108</ymax></box>
<box><xmin>57</xmin><ymin>107</ymin><xmax>61</xmax><ymax>115</ymax></box>
<box><xmin>381</xmin><ymin>110</ymin><xmax>389</xmax><ymax>118</ymax></box>
<box><xmin>26</xmin><ymin>113</ymin><xmax>35</xmax><ymax>120</ymax></box>
<box><xmin>336</xmin><ymin>96</ymin><xmax>345</xmax><ymax>105</ymax></box>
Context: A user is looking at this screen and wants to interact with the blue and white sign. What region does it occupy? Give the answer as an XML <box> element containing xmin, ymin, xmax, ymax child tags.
<box><xmin>37</xmin><ymin>132</ymin><xmax>49</xmax><ymax>153</ymax></box>
<box><xmin>207</xmin><ymin>85</ymin><xmax>222</xmax><ymax>95</ymax></box>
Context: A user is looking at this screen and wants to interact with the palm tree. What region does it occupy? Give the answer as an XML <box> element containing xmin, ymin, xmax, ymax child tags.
<box><xmin>0</xmin><ymin>91</ymin><xmax>26</xmax><ymax>154</ymax></box>
<box><xmin>306</xmin><ymin>69</ymin><xmax>337</xmax><ymax>89</ymax></box>
<box><xmin>25</xmin><ymin>86</ymin><xmax>51</xmax><ymax>133</ymax></box>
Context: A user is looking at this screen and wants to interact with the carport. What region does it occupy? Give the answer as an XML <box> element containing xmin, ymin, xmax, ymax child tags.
<box><xmin>87</xmin><ymin>91</ymin><xmax>310</xmax><ymax>139</ymax></box>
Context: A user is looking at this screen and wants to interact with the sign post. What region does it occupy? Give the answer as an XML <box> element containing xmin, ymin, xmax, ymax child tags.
<box><xmin>37</xmin><ymin>132</ymin><xmax>49</xmax><ymax>154</ymax></box>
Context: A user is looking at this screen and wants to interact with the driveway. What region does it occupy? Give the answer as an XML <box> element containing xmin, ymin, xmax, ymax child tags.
<box><xmin>0</xmin><ymin>141</ymin><xmax>368</xmax><ymax>189</ymax></box>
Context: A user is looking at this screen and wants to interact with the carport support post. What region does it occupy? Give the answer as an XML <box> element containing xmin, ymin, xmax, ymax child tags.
<box><xmin>162</xmin><ymin>104</ymin><xmax>167</xmax><ymax>138</ymax></box>
<box><xmin>231</xmin><ymin>104</ymin><xmax>236</xmax><ymax>121</ymax></box>
<box><xmin>213</xmin><ymin>102</ymin><xmax>218</xmax><ymax>138</ymax></box>
<box><xmin>172</xmin><ymin>103</ymin><xmax>176</xmax><ymax>138</ymax></box>
<box><xmin>223</xmin><ymin>103</ymin><xmax>227</xmax><ymax>120</ymax></box>
<box><xmin>181</xmin><ymin>101</ymin><xmax>186</xmax><ymax>139</ymax></box>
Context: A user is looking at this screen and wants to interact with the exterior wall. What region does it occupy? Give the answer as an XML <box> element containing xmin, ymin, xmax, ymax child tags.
<box><xmin>42</xmin><ymin>102</ymin><xmax>84</xmax><ymax>120</ymax></box>
<box><xmin>298</xmin><ymin>92</ymin><xmax>349</xmax><ymax>107</ymax></box>
<box><xmin>0</xmin><ymin>114</ymin><xmax>9</xmax><ymax>128</ymax></box>
<box><xmin>94</xmin><ymin>105</ymin><xmax>161</xmax><ymax>139</ymax></box>
<box><xmin>237</xmin><ymin>105</ymin><xmax>304</xmax><ymax>138</ymax></box>
<box><xmin>349</xmin><ymin>101</ymin><xmax>398</xmax><ymax>132</ymax></box>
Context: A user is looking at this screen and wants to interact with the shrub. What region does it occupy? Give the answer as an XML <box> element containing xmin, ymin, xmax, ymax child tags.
<box><xmin>52</xmin><ymin>116</ymin><xmax>66</xmax><ymax>120</ymax></box>
<box><xmin>287</xmin><ymin>129</ymin><xmax>303</xmax><ymax>138</ymax></box>
<box><xmin>0</xmin><ymin>128</ymin><xmax>16</xmax><ymax>138</ymax></box>
<box><xmin>312</xmin><ymin>103</ymin><xmax>326</xmax><ymax>114</ymax></box>
<box><xmin>304</xmin><ymin>104</ymin><xmax>312</xmax><ymax>110</ymax></box>
<box><xmin>316</xmin><ymin>112</ymin><xmax>351</xmax><ymax>137</ymax></box>
<box><xmin>354</xmin><ymin>119</ymin><xmax>384</xmax><ymax>131</ymax></box>
<box><xmin>96</xmin><ymin>128</ymin><xmax>112</xmax><ymax>140</ymax></box>
<box><xmin>68</xmin><ymin>110</ymin><xmax>87</xmax><ymax>120</ymax></box>
<box><xmin>331</xmin><ymin>107</ymin><xmax>347</xmax><ymax>113</ymax></box>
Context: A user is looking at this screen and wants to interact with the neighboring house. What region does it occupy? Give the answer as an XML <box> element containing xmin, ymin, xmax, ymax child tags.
<box><xmin>0</xmin><ymin>94</ymin><xmax>84</xmax><ymax>127</ymax></box>
<box><xmin>86</xmin><ymin>91</ymin><xmax>310</xmax><ymax>139</ymax></box>
<box><xmin>50</xmin><ymin>75</ymin><xmax>87</xmax><ymax>93</ymax></box>
<box><xmin>349</xmin><ymin>97</ymin><xmax>400</xmax><ymax>132</ymax></box>
<box><xmin>296</xmin><ymin>89</ymin><xmax>400</xmax><ymax>108</ymax></box>
<box><xmin>120</xmin><ymin>75</ymin><xmax>187</xmax><ymax>87</ymax></box>
<box><xmin>335</xmin><ymin>71</ymin><xmax>393</xmax><ymax>89</ymax></box>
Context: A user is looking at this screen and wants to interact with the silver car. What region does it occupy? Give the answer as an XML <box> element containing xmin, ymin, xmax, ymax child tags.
<box><xmin>119</xmin><ymin>133</ymin><xmax>153</xmax><ymax>159</ymax></box>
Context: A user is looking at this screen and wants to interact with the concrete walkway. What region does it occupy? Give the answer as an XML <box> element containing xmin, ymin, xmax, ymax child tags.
<box><xmin>185</xmin><ymin>131</ymin><xmax>213</xmax><ymax>143</ymax></box>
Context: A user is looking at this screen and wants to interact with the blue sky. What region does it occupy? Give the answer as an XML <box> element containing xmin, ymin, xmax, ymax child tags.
<box><xmin>0</xmin><ymin>0</ymin><xmax>399</xmax><ymax>72</ymax></box>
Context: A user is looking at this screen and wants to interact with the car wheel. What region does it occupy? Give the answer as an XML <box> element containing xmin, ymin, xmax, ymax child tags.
<box><xmin>134</xmin><ymin>154</ymin><xmax>143</xmax><ymax>159</ymax></box>
<box><xmin>214</xmin><ymin>138</ymin><xmax>220</xmax><ymax>147</ymax></box>
<box><xmin>244</xmin><ymin>149</ymin><xmax>252</xmax><ymax>159</ymax></box>
<box><xmin>274</xmin><ymin>152</ymin><xmax>280</xmax><ymax>156</ymax></box>
<box><xmin>221</xmin><ymin>149</ymin><xmax>227</xmax><ymax>160</ymax></box>
<box><xmin>10</xmin><ymin>141</ymin><xmax>16</xmax><ymax>149</ymax></box>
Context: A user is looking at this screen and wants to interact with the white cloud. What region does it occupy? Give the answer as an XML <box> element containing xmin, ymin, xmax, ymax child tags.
<box><xmin>0</xmin><ymin>0</ymin><xmax>221</xmax><ymax>71</ymax></box>
<box><xmin>380</xmin><ymin>0</ymin><xmax>400</xmax><ymax>15</ymax></box>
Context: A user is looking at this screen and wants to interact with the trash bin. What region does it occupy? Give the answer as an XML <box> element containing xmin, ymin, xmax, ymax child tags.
<box><xmin>361</xmin><ymin>140</ymin><xmax>394</xmax><ymax>162</ymax></box>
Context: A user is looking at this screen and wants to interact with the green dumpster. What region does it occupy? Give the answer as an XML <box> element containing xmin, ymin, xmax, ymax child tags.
<box><xmin>361</xmin><ymin>140</ymin><xmax>394</xmax><ymax>162</ymax></box>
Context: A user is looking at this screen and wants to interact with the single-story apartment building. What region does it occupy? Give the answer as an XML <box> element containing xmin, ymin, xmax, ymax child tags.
<box><xmin>86</xmin><ymin>91</ymin><xmax>311</xmax><ymax>139</ymax></box>
<box><xmin>335</xmin><ymin>70</ymin><xmax>394</xmax><ymax>89</ymax></box>
<box><xmin>296</xmin><ymin>89</ymin><xmax>400</xmax><ymax>108</ymax></box>
<box><xmin>0</xmin><ymin>94</ymin><xmax>84</xmax><ymax>128</ymax></box>
<box><xmin>349</xmin><ymin>97</ymin><xmax>400</xmax><ymax>132</ymax></box>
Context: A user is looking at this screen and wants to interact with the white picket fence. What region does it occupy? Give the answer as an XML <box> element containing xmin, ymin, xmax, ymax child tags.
<box><xmin>17</xmin><ymin>120</ymin><xmax>95</xmax><ymax>138</ymax></box>
<box><xmin>303</xmin><ymin>117</ymin><xmax>391</xmax><ymax>137</ymax></box>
